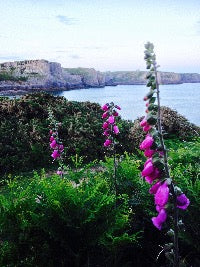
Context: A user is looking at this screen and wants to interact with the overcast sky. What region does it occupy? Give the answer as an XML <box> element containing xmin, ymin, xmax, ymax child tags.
<box><xmin>0</xmin><ymin>0</ymin><xmax>200</xmax><ymax>72</ymax></box>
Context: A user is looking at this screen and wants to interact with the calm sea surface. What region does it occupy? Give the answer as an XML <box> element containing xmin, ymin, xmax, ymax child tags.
<box><xmin>52</xmin><ymin>83</ymin><xmax>200</xmax><ymax>125</ymax></box>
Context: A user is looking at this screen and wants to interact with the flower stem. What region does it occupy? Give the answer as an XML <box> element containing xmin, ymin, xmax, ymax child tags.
<box><xmin>154</xmin><ymin>62</ymin><xmax>179</xmax><ymax>267</ymax></box>
<box><xmin>111</xmin><ymin>124</ymin><xmax>118</xmax><ymax>205</ymax></box>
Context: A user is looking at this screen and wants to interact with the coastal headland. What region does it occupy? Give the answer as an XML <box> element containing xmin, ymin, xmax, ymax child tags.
<box><xmin>0</xmin><ymin>59</ymin><xmax>200</xmax><ymax>95</ymax></box>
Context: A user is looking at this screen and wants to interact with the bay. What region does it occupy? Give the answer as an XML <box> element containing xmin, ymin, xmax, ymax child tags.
<box><xmin>52</xmin><ymin>83</ymin><xmax>200</xmax><ymax>125</ymax></box>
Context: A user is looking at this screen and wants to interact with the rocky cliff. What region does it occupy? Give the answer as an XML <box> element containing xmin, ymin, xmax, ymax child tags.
<box><xmin>0</xmin><ymin>59</ymin><xmax>200</xmax><ymax>95</ymax></box>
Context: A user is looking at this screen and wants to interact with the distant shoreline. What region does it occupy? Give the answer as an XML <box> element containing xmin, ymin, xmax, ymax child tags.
<box><xmin>1</xmin><ymin>82</ymin><xmax>200</xmax><ymax>97</ymax></box>
<box><xmin>1</xmin><ymin>59</ymin><xmax>200</xmax><ymax>96</ymax></box>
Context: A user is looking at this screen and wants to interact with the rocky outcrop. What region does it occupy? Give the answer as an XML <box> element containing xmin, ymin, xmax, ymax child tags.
<box><xmin>0</xmin><ymin>59</ymin><xmax>200</xmax><ymax>95</ymax></box>
<box><xmin>64</xmin><ymin>68</ymin><xmax>106</xmax><ymax>88</ymax></box>
<box><xmin>104</xmin><ymin>71</ymin><xmax>200</xmax><ymax>85</ymax></box>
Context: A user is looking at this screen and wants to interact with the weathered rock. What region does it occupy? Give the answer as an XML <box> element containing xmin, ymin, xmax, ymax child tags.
<box><xmin>0</xmin><ymin>59</ymin><xmax>200</xmax><ymax>95</ymax></box>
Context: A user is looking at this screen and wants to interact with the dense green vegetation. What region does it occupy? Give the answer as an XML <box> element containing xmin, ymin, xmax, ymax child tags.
<box><xmin>0</xmin><ymin>93</ymin><xmax>134</xmax><ymax>176</ymax></box>
<box><xmin>0</xmin><ymin>93</ymin><xmax>198</xmax><ymax>177</ymax></box>
<box><xmin>0</xmin><ymin>72</ymin><xmax>28</xmax><ymax>82</ymax></box>
<box><xmin>0</xmin><ymin>93</ymin><xmax>199</xmax><ymax>266</ymax></box>
<box><xmin>0</xmin><ymin>139</ymin><xmax>199</xmax><ymax>266</ymax></box>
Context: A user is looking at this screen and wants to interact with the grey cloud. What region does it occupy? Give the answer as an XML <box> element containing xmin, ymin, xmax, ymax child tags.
<box><xmin>56</xmin><ymin>15</ymin><xmax>78</xmax><ymax>25</ymax></box>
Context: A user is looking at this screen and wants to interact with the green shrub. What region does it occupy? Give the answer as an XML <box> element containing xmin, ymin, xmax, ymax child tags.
<box><xmin>0</xmin><ymin>169</ymin><xmax>139</xmax><ymax>266</ymax></box>
<box><xmin>0</xmin><ymin>137</ymin><xmax>199</xmax><ymax>266</ymax></box>
<box><xmin>0</xmin><ymin>93</ymin><xmax>134</xmax><ymax>177</ymax></box>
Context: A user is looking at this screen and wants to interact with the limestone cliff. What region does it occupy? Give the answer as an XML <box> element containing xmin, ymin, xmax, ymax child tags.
<box><xmin>0</xmin><ymin>59</ymin><xmax>200</xmax><ymax>95</ymax></box>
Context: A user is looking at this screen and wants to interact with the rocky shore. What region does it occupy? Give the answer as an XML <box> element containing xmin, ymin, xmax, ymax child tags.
<box><xmin>0</xmin><ymin>59</ymin><xmax>200</xmax><ymax>95</ymax></box>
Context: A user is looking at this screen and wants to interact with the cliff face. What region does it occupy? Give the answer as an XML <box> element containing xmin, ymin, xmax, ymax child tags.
<box><xmin>0</xmin><ymin>59</ymin><xmax>200</xmax><ymax>95</ymax></box>
<box><xmin>104</xmin><ymin>71</ymin><xmax>200</xmax><ymax>85</ymax></box>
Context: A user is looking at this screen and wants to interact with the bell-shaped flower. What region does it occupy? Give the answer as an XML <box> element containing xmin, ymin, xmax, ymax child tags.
<box><xmin>140</xmin><ymin>135</ymin><xmax>154</xmax><ymax>150</ymax></box>
<box><xmin>113</xmin><ymin>125</ymin><xmax>119</xmax><ymax>134</ymax></box>
<box><xmin>177</xmin><ymin>194</ymin><xmax>190</xmax><ymax>210</ymax></box>
<box><xmin>143</xmin><ymin>125</ymin><xmax>152</xmax><ymax>132</ymax></box>
<box><xmin>144</xmin><ymin>167</ymin><xmax>160</xmax><ymax>184</ymax></box>
<box><xmin>113</xmin><ymin>111</ymin><xmax>119</xmax><ymax>117</ymax></box>
<box><xmin>142</xmin><ymin>160</ymin><xmax>154</xmax><ymax>177</ymax></box>
<box><xmin>115</xmin><ymin>105</ymin><xmax>121</xmax><ymax>110</ymax></box>
<box><xmin>102</xmin><ymin>122</ymin><xmax>109</xmax><ymax>129</ymax></box>
<box><xmin>102</xmin><ymin>112</ymin><xmax>108</xmax><ymax>119</ymax></box>
<box><xmin>140</xmin><ymin>118</ymin><xmax>147</xmax><ymax>127</ymax></box>
<box><xmin>50</xmin><ymin>136</ymin><xmax>55</xmax><ymax>142</ymax></box>
<box><xmin>149</xmin><ymin>181</ymin><xmax>161</xmax><ymax>194</ymax></box>
<box><xmin>103</xmin><ymin>130</ymin><xmax>110</xmax><ymax>137</ymax></box>
<box><xmin>104</xmin><ymin>139</ymin><xmax>112</xmax><ymax>147</ymax></box>
<box><xmin>152</xmin><ymin>209</ymin><xmax>167</xmax><ymax>230</ymax></box>
<box><xmin>155</xmin><ymin>181</ymin><xmax>169</xmax><ymax>207</ymax></box>
<box><xmin>144</xmin><ymin>148</ymin><xmax>155</xmax><ymax>158</ymax></box>
<box><xmin>51</xmin><ymin>150</ymin><xmax>60</xmax><ymax>159</ymax></box>
<box><xmin>50</xmin><ymin>139</ymin><xmax>57</xmax><ymax>149</ymax></box>
<box><xmin>108</xmin><ymin>115</ymin><xmax>115</xmax><ymax>124</ymax></box>
<box><xmin>102</xmin><ymin>104</ymin><xmax>109</xmax><ymax>111</ymax></box>
<box><xmin>59</xmin><ymin>144</ymin><xmax>64</xmax><ymax>152</ymax></box>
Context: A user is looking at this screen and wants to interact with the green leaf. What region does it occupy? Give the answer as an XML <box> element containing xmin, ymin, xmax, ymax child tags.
<box><xmin>151</xmin><ymin>82</ymin><xmax>156</xmax><ymax>90</ymax></box>
<box><xmin>148</xmin><ymin>104</ymin><xmax>158</xmax><ymax>112</ymax></box>
<box><xmin>149</xmin><ymin>97</ymin><xmax>156</xmax><ymax>104</ymax></box>
<box><xmin>145</xmin><ymin>90</ymin><xmax>154</xmax><ymax>99</ymax></box>
<box><xmin>152</xmin><ymin>157</ymin><xmax>165</xmax><ymax>170</ymax></box>
<box><xmin>146</xmin><ymin>114</ymin><xmax>157</xmax><ymax>125</ymax></box>
<box><xmin>147</xmin><ymin>81</ymin><xmax>152</xmax><ymax>87</ymax></box>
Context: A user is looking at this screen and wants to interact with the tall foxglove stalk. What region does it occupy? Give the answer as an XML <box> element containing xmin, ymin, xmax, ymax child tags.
<box><xmin>140</xmin><ymin>42</ymin><xmax>190</xmax><ymax>267</ymax></box>
<box><xmin>102</xmin><ymin>102</ymin><xmax>121</xmax><ymax>201</ymax></box>
<box><xmin>48</xmin><ymin>109</ymin><xmax>65</xmax><ymax>178</ymax></box>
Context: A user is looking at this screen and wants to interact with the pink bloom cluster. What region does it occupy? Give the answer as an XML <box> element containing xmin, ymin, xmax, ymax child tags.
<box><xmin>139</xmin><ymin>118</ymin><xmax>190</xmax><ymax>230</ymax></box>
<box><xmin>102</xmin><ymin>103</ymin><xmax>121</xmax><ymax>147</ymax></box>
<box><xmin>50</xmin><ymin>131</ymin><xmax>64</xmax><ymax>160</ymax></box>
<box><xmin>49</xmin><ymin>127</ymin><xmax>64</xmax><ymax>176</ymax></box>
<box><xmin>140</xmin><ymin>117</ymin><xmax>152</xmax><ymax>132</ymax></box>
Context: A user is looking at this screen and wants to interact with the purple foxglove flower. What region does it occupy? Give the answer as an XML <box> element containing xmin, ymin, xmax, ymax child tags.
<box><xmin>59</xmin><ymin>144</ymin><xmax>64</xmax><ymax>152</ymax></box>
<box><xmin>141</xmin><ymin>161</ymin><xmax>154</xmax><ymax>176</ymax></box>
<box><xmin>104</xmin><ymin>139</ymin><xmax>112</xmax><ymax>147</ymax></box>
<box><xmin>145</xmin><ymin>175</ymin><xmax>156</xmax><ymax>184</ymax></box>
<box><xmin>102</xmin><ymin>112</ymin><xmax>108</xmax><ymax>119</ymax></box>
<box><xmin>51</xmin><ymin>150</ymin><xmax>60</xmax><ymax>159</ymax></box>
<box><xmin>102</xmin><ymin>104</ymin><xmax>109</xmax><ymax>111</ymax></box>
<box><xmin>50</xmin><ymin>140</ymin><xmax>57</xmax><ymax>149</ymax></box>
<box><xmin>144</xmin><ymin>148</ymin><xmax>155</xmax><ymax>158</ymax></box>
<box><xmin>102</xmin><ymin>122</ymin><xmax>109</xmax><ymax>129</ymax></box>
<box><xmin>140</xmin><ymin>118</ymin><xmax>147</xmax><ymax>127</ymax></box>
<box><xmin>177</xmin><ymin>194</ymin><xmax>190</xmax><ymax>210</ymax></box>
<box><xmin>152</xmin><ymin>209</ymin><xmax>167</xmax><ymax>230</ymax></box>
<box><xmin>155</xmin><ymin>181</ymin><xmax>169</xmax><ymax>207</ymax></box>
<box><xmin>140</xmin><ymin>135</ymin><xmax>154</xmax><ymax>150</ymax></box>
<box><xmin>143</xmin><ymin>125</ymin><xmax>152</xmax><ymax>132</ymax></box>
<box><xmin>50</xmin><ymin>136</ymin><xmax>55</xmax><ymax>142</ymax></box>
<box><xmin>103</xmin><ymin>130</ymin><xmax>110</xmax><ymax>137</ymax></box>
<box><xmin>145</xmin><ymin>168</ymin><xmax>160</xmax><ymax>183</ymax></box>
<box><xmin>156</xmin><ymin>205</ymin><xmax>164</xmax><ymax>212</ymax></box>
<box><xmin>113</xmin><ymin>125</ymin><xmax>119</xmax><ymax>134</ymax></box>
<box><xmin>113</xmin><ymin>111</ymin><xmax>119</xmax><ymax>117</ymax></box>
<box><xmin>144</xmin><ymin>158</ymin><xmax>152</xmax><ymax>167</ymax></box>
<box><xmin>115</xmin><ymin>105</ymin><xmax>121</xmax><ymax>110</ymax></box>
<box><xmin>108</xmin><ymin>116</ymin><xmax>115</xmax><ymax>124</ymax></box>
<box><xmin>149</xmin><ymin>181</ymin><xmax>161</xmax><ymax>194</ymax></box>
